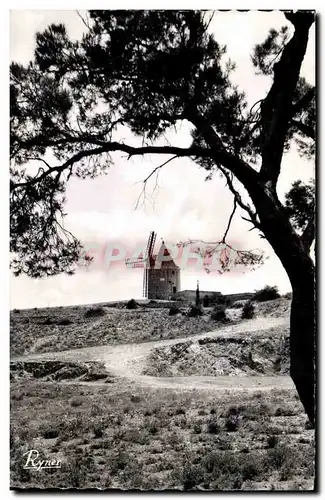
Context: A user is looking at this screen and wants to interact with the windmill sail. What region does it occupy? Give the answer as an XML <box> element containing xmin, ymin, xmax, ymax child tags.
<box><xmin>125</xmin><ymin>231</ymin><xmax>157</xmax><ymax>298</ymax></box>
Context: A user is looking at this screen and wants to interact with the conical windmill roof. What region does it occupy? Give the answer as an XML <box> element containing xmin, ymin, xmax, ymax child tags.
<box><xmin>149</xmin><ymin>241</ymin><xmax>179</xmax><ymax>269</ymax></box>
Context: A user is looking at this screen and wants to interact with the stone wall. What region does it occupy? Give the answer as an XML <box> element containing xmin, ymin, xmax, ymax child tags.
<box><xmin>174</xmin><ymin>290</ymin><xmax>254</xmax><ymax>305</ymax></box>
<box><xmin>148</xmin><ymin>268</ymin><xmax>180</xmax><ymax>300</ymax></box>
<box><xmin>175</xmin><ymin>290</ymin><xmax>222</xmax><ymax>302</ymax></box>
<box><xmin>224</xmin><ymin>292</ymin><xmax>254</xmax><ymax>304</ymax></box>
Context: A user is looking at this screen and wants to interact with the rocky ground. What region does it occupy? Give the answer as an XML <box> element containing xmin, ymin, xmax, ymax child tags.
<box><xmin>143</xmin><ymin>327</ymin><xmax>290</xmax><ymax>378</ymax></box>
<box><xmin>10</xmin><ymin>296</ymin><xmax>315</xmax><ymax>491</ymax></box>
<box><xmin>10</xmin><ymin>301</ymin><xmax>220</xmax><ymax>357</ymax></box>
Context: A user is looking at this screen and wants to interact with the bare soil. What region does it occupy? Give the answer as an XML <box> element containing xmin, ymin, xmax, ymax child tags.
<box><xmin>10</xmin><ymin>297</ymin><xmax>315</xmax><ymax>491</ymax></box>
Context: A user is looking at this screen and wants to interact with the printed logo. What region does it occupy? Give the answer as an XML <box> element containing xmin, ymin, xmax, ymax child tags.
<box><xmin>23</xmin><ymin>449</ymin><xmax>62</xmax><ymax>471</ymax></box>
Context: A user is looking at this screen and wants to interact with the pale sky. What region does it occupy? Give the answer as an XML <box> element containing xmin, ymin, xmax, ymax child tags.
<box><xmin>9</xmin><ymin>10</ymin><xmax>315</xmax><ymax>309</ymax></box>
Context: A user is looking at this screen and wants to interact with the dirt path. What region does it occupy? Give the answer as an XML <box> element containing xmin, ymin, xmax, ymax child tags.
<box><xmin>12</xmin><ymin>316</ymin><xmax>293</xmax><ymax>392</ymax></box>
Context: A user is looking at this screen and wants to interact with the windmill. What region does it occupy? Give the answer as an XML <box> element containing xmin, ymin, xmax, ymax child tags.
<box><xmin>125</xmin><ymin>231</ymin><xmax>157</xmax><ymax>298</ymax></box>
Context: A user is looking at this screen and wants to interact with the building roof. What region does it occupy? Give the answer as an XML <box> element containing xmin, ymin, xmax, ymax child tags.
<box><xmin>149</xmin><ymin>241</ymin><xmax>179</xmax><ymax>269</ymax></box>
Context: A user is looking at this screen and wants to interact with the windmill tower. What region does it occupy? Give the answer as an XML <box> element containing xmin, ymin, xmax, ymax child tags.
<box><xmin>125</xmin><ymin>231</ymin><xmax>180</xmax><ymax>299</ymax></box>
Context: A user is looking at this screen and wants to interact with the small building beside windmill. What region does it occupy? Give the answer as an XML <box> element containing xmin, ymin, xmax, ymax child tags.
<box><xmin>126</xmin><ymin>232</ymin><xmax>253</xmax><ymax>303</ymax></box>
<box><xmin>146</xmin><ymin>241</ymin><xmax>181</xmax><ymax>300</ymax></box>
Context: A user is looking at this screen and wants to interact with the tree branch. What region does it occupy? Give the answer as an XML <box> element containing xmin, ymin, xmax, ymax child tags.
<box><xmin>134</xmin><ymin>155</ymin><xmax>178</xmax><ymax>210</ymax></box>
<box><xmin>291</xmin><ymin>87</ymin><xmax>315</xmax><ymax>118</ymax></box>
<box><xmin>11</xmin><ymin>144</ymin><xmax>210</xmax><ymax>191</ymax></box>
<box><xmin>218</xmin><ymin>165</ymin><xmax>262</xmax><ymax>232</ymax></box>
<box><xmin>222</xmin><ymin>197</ymin><xmax>237</xmax><ymax>243</ymax></box>
<box><xmin>185</xmin><ymin>105</ymin><xmax>260</xmax><ymax>191</ymax></box>
<box><xmin>301</xmin><ymin>217</ymin><xmax>315</xmax><ymax>252</ymax></box>
<box><xmin>259</xmin><ymin>12</ymin><xmax>315</xmax><ymax>185</ymax></box>
<box><xmin>11</xmin><ymin>133</ymin><xmax>263</xmax><ymax>201</ymax></box>
<box><xmin>291</xmin><ymin>119</ymin><xmax>315</xmax><ymax>140</ymax></box>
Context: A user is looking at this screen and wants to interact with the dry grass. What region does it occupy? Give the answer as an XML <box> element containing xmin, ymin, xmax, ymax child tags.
<box><xmin>10</xmin><ymin>297</ymin><xmax>314</xmax><ymax>491</ymax></box>
<box><xmin>10</xmin><ymin>304</ymin><xmax>221</xmax><ymax>357</ymax></box>
<box><xmin>10</xmin><ymin>376</ymin><xmax>314</xmax><ymax>491</ymax></box>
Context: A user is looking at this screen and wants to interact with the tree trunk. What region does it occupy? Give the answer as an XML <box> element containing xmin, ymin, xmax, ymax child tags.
<box><xmin>248</xmin><ymin>185</ymin><xmax>316</xmax><ymax>425</ymax></box>
<box><xmin>290</xmin><ymin>268</ymin><xmax>316</xmax><ymax>426</ymax></box>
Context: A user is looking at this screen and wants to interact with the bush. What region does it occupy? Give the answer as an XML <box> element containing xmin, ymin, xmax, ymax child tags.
<box><xmin>70</xmin><ymin>396</ymin><xmax>84</xmax><ymax>407</ymax></box>
<box><xmin>126</xmin><ymin>299</ymin><xmax>138</xmax><ymax>310</ymax></box>
<box><xmin>208</xmin><ymin>292</ymin><xmax>224</xmax><ymax>305</ymax></box>
<box><xmin>211</xmin><ymin>304</ymin><xmax>226</xmax><ymax>322</ymax></box>
<box><xmin>84</xmin><ymin>307</ymin><xmax>106</xmax><ymax>318</ymax></box>
<box><xmin>225</xmin><ymin>407</ymin><xmax>241</xmax><ymax>432</ymax></box>
<box><xmin>283</xmin><ymin>292</ymin><xmax>292</xmax><ymax>300</ymax></box>
<box><xmin>193</xmin><ymin>424</ymin><xmax>202</xmax><ymax>434</ymax></box>
<box><xmin>241</xmin><ymin>301</ymin><xmax>255</xmax><ymax>319</ymax></box>
<box><xmin>266</xmin><ymin>435</ymin><xmax>279</xmax><ymax>449</ymax></box>
<box><xmin>267</xmin><ymin>445</ymin><xmax>293</xmax><ymax>470</ymax></box>
<box><xmin>209</xmin><ymin>293</ymin><xmax>227</xmax><ymax>305</ymax></box>
<box><xmin>182</xmin><ymin>464</ymin><xmax>204</xmax><ymax>491</ymax></box>
<box><xmin>41</xmin><ymin>427</ymin><xmax>59</xmax><ymax>439</ymax></box>
<box><xmin>43</xmin><ymin>317</ymin><xmax>54</xmax><ymax>325</ymax></box>
<box><xmin>93</xmin><ymin>424</ymin><xmax>104</xmax><ymax>439</ymax></box>
<box><xmin>203</xmin><ymin>295</ymin><xmax>210</xmax><ymax>307</ymax></box>
<box><xmin>241</xmin><ymin>456</ymin><xmax>263</xmax><ymax>480</ymax></box>
<box><xmin>169</xmin><ymin>304</ymin><xmax>180</xmax><ymax>316</ymax></box>
<box><xmin>232</xmin><ymin>301</ymin><xmax>244</xmax><ymax>309</ymax></box>
<box><xmin>252</xmin><ymin>285</ymin><xmax>280</xmax><ymax>302</ymax></box>
<box><xmin>188</xmin><ymin>305</ymin><xmax>203</xmax><ymax>317</ymax></box>
<box><xmin>57</xmin><ymin>318</ymin><xmax>73</xmax><ymax>325</ymax></box>
<box><xmin>207</xmin><ymin>418</ymin><xmax>220</xmax><ymax>434</ymax></box>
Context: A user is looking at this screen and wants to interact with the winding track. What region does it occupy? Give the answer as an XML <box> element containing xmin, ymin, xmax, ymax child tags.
<box><xmin>12</xmin><ymin>315</ymin><xmax>294</xmax><ymax>392</ymax></box>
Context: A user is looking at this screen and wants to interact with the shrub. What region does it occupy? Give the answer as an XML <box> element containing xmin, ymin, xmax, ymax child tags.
<box><xmin>216</xmin><ymin>294</ymin><xmax>226</xmax><ymax>305</ymax></box>
<box><xmin>193</xmin><ymin>424</ymin><xmax>202</xmax><ymax>434</ymax></box>
<box><xmin>266</xmin><ymin>435</ymin><xmax>279</xmax><ymax>449</ymax></box>
<box><xmin>232</xmin><ymin>301</ymin><xmax>244</xmax><ymax>309</ymax></box>
<box><xmin>283</xmin><ymin>291</ymin><xmax>292</xmax><ymax>299</ymax></box>
<box><xmin>84</xmin><ymin>307</ymin><xmax>106</xmax><ymax>318</ymax></box>
<box><xmin>126</xmin><ymin>299</ymin><xmax>138</xmax><ymax>310</ymax></box>
<box><xmin>267</xmin><ymin>445</ymin><xmax>293</xmax><ymax>470</ymax></box>
<box><xmin>42</xmin><ymin>427</ymin><xmax>59</xmax><ymax>439</ymax></box>
<box><xmin>148</xmin><ymin>420</ymin><xmax>159</xmax><ymax>435</ymax></box>
<box><xmin>252</xmin><ymin>285</ymin><xmax>280</xmax><ymax>302</ymax></box>
<box><xmin>225</xmin><ymin>407</ymin><xmax>241</xmax><ymax>432</ymax></box>
<box><xmin>43</xmin><ymin>317</ymin><xmax>54</xmax><ymax>325</ymax></box>
<box><xmin>211</xmin><ymin>304</ymin><xmax>226</xmax><ymax>322</ymax></box>
<box><xmin>93</xmin><ymin>424</ymin><xmax>104</xmax><ymax>439</ymax></box>
<box><xmin>169</xmin><ymin>304</ymin><xmax>180</xmax><ymax>316</ymax></box>
<box><xmin>241</xmin><ymin>456</ymin><xmax>263</xmax><ymax>481</ymax></box>
<box><xmin>305</xmin><ymin>420</ymin><xmax>314</xmax><ymax>430</ymax></box>
<box><xmin>204</xmin><ymin>451</ymin><xmax>238</xmax><ymax>475</ymax></box>
<box><xmin>188</xmin><ymin>305</ymin><xmax>203</xmax><ymax>317</ymax></box>
<box><xmin>57</xmin><ymin>318</ymin><xmax>73</xmax><ymax>325</ymax></box>
<box><xmin>203</xmin><ymin>295</ymin><xmax>210</xmax><ymax>307</ymax></box>
<box><xmin>110</xmin><ymin>451</ymin><xmax>129</xmax><ymax>473</ymax></box>
<box><xmin>182</xmin><ymin>464</ymin><xmax>204</xmax><ymax>491</ymax></box>
<box><xmin>207</xmin><ymin>418</ymin><xmax>220</xmax><ymax>434</ymax></box>
<box><xmin>225</xmin><ymin>416</ymin><xmax>240</xmax><ymax>432</ymax></box>
<box><xmin>70</xmin><ymin>396</ymin><xmax>84</xmax><ymax>407</ymax></box>
<box><xmin>241</xmin><ymin>301</ymin><xmax>255</xmax><ymax>319</ymax></box>
<box><xmin>275</xmin><ymin>406</ymin><xmax>296</xmax><ymax>417</ymax></box>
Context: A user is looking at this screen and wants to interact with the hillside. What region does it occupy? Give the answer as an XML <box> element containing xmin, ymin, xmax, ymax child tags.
<box><xmin>10</xmin><ymin>296</ymin><xmax>314</xmax><ymax>491</ymax></box>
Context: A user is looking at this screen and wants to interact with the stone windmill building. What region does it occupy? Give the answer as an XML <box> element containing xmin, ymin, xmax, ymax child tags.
<box><xmin>126</xmin><ymin>231</ymin><xmax>180</xmax><ymax>300</ymax></box>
